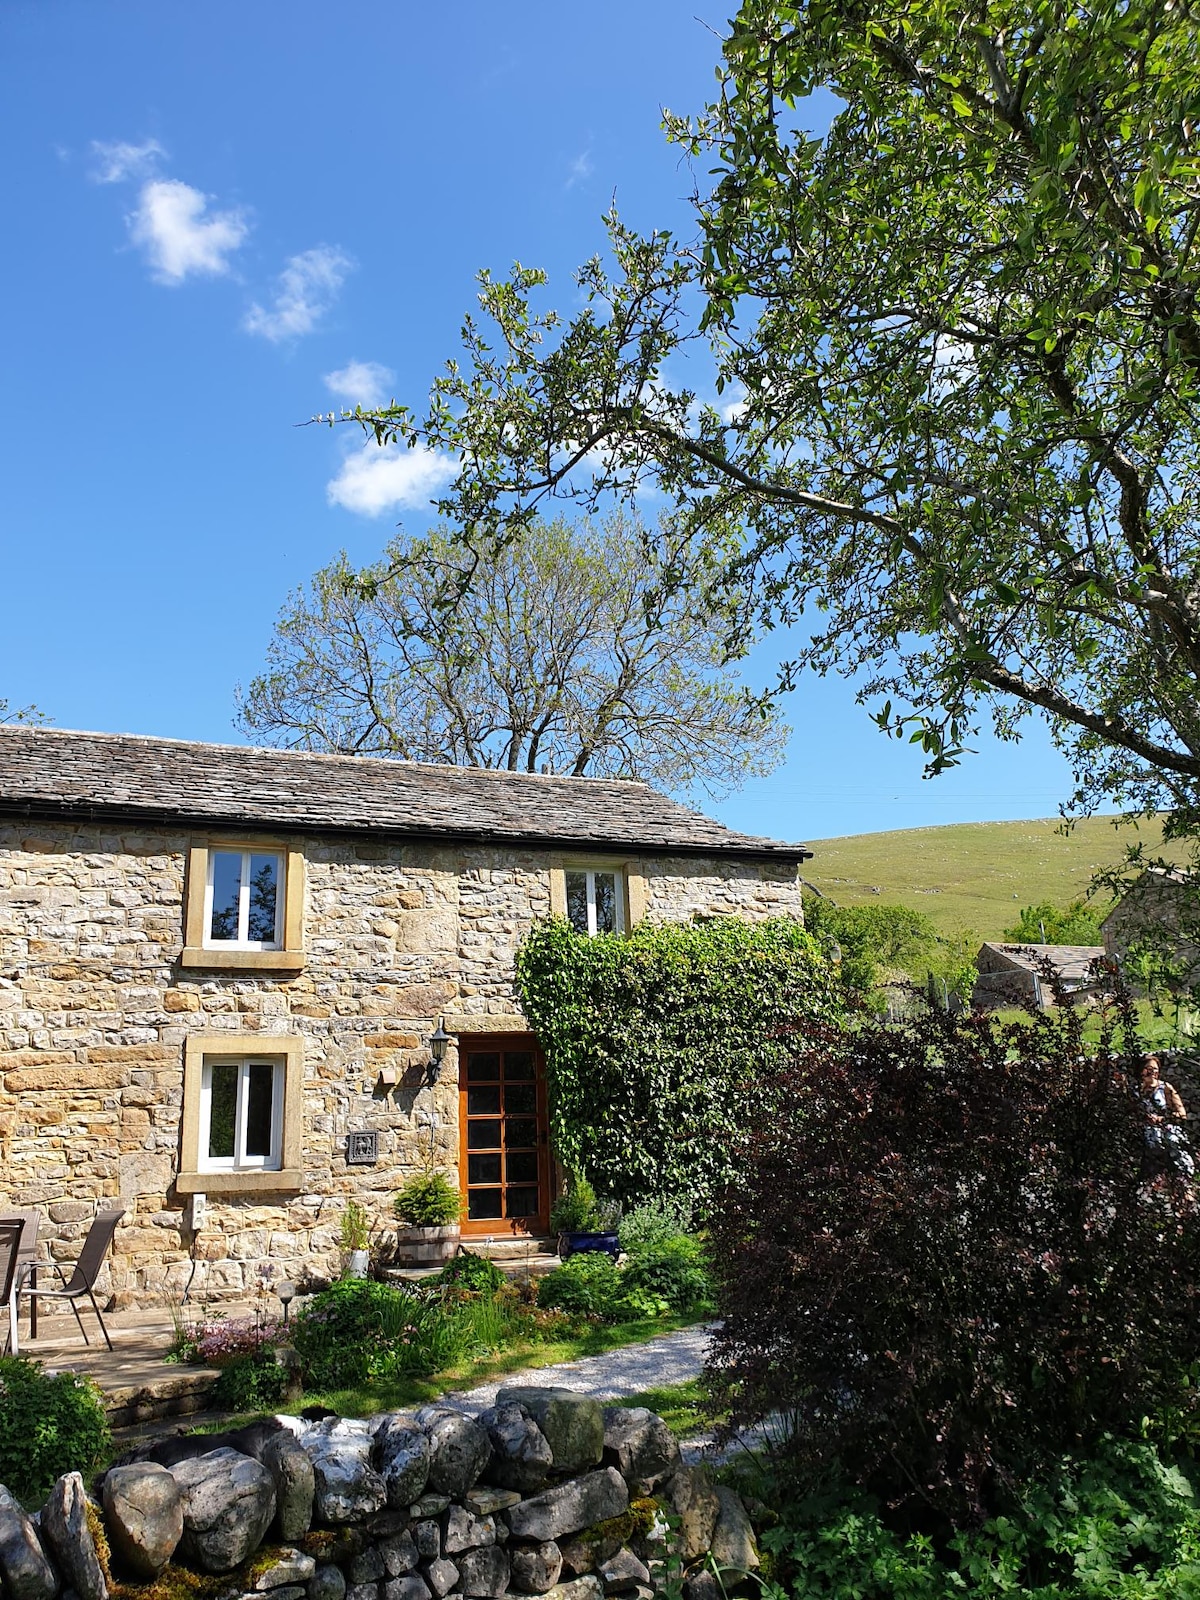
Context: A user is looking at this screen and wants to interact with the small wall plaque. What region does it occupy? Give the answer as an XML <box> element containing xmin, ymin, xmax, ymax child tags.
<box><xmin>346</xmin><ymin>1130</ymin><xmax>379</xmax><ymax>1166</ymax></box>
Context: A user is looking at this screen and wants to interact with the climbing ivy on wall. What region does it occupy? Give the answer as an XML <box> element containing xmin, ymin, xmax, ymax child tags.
<box><xmin>515</xmin><ymin>915</ymin><xmax>841</xmax><ymax>1216</ymax></box>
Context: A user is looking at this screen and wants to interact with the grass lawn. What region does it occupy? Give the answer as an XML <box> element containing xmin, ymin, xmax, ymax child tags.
<box><xmin>610</xmin><ymin>1375</ymin><xmax>723</xmax><ymax>1439</ymax></box>
<box><xmin>804</xmin><ymin>813</ymin><xmax>1187</xmax><ymax>941</ymax></box>
<box><xmin>292</xmin><ymin>1311</ymin><xmax>705</xmax><ymax>1419</ymax></box>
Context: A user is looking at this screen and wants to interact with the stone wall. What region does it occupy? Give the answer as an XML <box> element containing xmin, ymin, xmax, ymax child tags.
<box><xmin>0</xmin><ymin>1388</ymin><xmax>758</xmax><ymax>1600</ymax></box>
<box><xmin>0</xmin><ymin>819</ymin><xmax>802</xmax><ymax>1305</ymax></box>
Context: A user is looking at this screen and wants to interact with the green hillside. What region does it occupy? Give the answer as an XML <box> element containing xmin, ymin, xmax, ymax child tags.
<box><xmin>803</xmin><ymin>815</ymin><xmax>1188</xmax><ymax>943</ymax></box>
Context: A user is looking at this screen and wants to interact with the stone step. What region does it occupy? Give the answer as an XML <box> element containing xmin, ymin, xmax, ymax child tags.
<box><xmin>469</xmin><ymin>1235</ymin><xmax>558</xmax><ymax>1262</ymax></box>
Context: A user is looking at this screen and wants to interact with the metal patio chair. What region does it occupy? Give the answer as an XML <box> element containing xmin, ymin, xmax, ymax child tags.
<box><xmin>0</xmin><ymin>1208</ymin><xmax>42</xmax><ymax>1348</ymax></box>
<box><xmin>14</xmin><ymin>1207</ymin><xmax>124</xmax><ymax>1351</ymax></box>
<box><xmin>0</xmin><ymin>1218</ymin><xmax>26</xmax><ymax>1355</ymax></box>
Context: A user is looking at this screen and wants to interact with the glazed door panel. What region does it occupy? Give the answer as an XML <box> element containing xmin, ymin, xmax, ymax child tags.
<box><xmin>458</xmin><ymin>1037</ymin><xmax>550</xmax><ymax>1235</ymax></box>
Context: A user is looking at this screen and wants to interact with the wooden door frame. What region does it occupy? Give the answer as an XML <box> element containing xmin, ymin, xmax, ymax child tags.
<box><xmin>457</xmin><ymin>1033</ymin><xmax>551</xmax><ymax>1237</ymax></box>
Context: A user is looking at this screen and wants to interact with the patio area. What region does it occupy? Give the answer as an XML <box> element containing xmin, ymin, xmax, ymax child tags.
<box><xmin>6</xmin><ymin>1300</ymin><xmax>258</xmax><ymax>1430</ymax></box>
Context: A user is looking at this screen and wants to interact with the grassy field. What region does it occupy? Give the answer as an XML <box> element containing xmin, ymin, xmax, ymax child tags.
<box><xmin>803</xmin><ymin>814</ymin><xmax>1188</xmax><ymax>943</ymax></box>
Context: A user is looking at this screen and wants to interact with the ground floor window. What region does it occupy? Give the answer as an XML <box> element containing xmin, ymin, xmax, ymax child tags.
<box><xmin>200</xmin><ymin>1056</ymin><xmax>284</xmax><ymax>1170</ymax></box>
<box><xmin>179</xmin><ymin>1034</ymin><xmax>303</xmax><ymax>1194</ymax></box>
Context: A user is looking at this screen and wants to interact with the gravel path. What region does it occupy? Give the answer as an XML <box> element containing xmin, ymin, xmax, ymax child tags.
<box><xmin>437</xmin><ymin>1322</ymin><xmax>714</xmax><ymax>1415</ymax></box>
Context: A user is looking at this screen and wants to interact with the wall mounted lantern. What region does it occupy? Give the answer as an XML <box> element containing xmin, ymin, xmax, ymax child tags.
<box><xmin>428</xmin><ymin>1018</ymin><xmax>452</xmax><ymax>1084</ymax></box>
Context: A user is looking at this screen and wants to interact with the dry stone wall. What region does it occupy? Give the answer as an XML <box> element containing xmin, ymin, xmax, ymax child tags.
<box><xmin>0</xmin><ymin>1390</ymin><xmax>759</xmax><ymax>1600</ymax></box>
<box><xmin>0</xmin><ymin>820</ymin><xmax>802</xmax><ymax>1304</ymax></box>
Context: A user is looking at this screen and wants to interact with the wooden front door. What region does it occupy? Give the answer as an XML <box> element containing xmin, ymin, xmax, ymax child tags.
<box><xmin>458</xmin><ymin>1036</ymin><xmax>550</xmax><ymax>1236</ymax></box>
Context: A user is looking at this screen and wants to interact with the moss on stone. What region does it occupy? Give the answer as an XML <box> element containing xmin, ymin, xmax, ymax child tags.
<box><xmin>575</xmin><ymin>1496</ymin><xmax>661</xmax><ymax>1550</ymax></box>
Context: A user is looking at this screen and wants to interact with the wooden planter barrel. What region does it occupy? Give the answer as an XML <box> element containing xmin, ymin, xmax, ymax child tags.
<box><xmin>394</xmin><ymin>1223</ymin><xmax>461</xmax><ymax>1266</ymax></box>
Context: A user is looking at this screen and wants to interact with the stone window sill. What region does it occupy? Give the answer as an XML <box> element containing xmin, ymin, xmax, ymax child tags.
<box><xmin>180</xmin><ymin>947</ymin><xmax>306</xmax><ymax>973</ymax></box>
<box><xmin>176</xmin><ymin>1169</ymin><xmax>303</xmax><ymax>1195</ymax></box>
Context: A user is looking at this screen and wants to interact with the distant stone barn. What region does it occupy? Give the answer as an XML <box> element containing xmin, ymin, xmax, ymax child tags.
<box><xmin>0</xmin><ymin>726</ymin><xmax>810</xmax><ymax>1304</ymax></box>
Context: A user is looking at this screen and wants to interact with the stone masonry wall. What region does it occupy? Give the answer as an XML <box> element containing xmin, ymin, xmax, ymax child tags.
<box><xmin>0</xmin><ymin>1387</ymin><xmax>760</xmax><ymax>1600</ymax></box>
<box><xmin>0</xmin><ymin>819</ymin><xmax>802</xmax><ymax>1306</ymax></box>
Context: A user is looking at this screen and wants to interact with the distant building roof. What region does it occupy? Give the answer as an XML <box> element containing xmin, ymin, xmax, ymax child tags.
<box><xmin>0</xmin><ymin>725</ymin><xmax>811</xmax><ymax>862</ymax></box>
<box><xmin>977</xmin><ymin>942</ymin><xmax>1107</xmax><ymax>982</ymax></box>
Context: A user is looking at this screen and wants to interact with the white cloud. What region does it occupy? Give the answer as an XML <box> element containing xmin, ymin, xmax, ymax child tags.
<box><xmin>90</xmin><ymin>138</ymin><xmax>166</xmax><ymax>184</ymax></box>
<box><xmin>128</xmin><ymin>178</ymin><xmax>249</xmax><ymax>282</ymax></box>
<box><xmin>325</xmin><ymin>359</ymin><xmax>394</xmax><ymax>409</ymax></box>
<box><xmin>244</xmin><ymin>246</ymin><xmax>353</xmax><ymax>342</ymax></box>
<box><xmin>566</xmin><ymin>148</ymin><xmax>593</xmax><ymax>189</ymax></box>
<box><xmin>327</xmin><ymin>442</ymin><xmax>457</xmax><ymax>517</ymax></box>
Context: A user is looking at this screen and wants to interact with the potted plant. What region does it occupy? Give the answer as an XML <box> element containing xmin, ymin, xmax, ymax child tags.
<box><xmin>551</xmin><ymin>1176</ymin><xmax>621</xmax><ymax>1260</ymax></box>
<box><xmin>393</xmin><ymin>1170</ymin><xmax>462</xmax><ymax>1266</ymax></box>
<box><xmin>340</xmin><ymin>1200</ymin><xmax>371</xmax><ymax>1278</ymax></box>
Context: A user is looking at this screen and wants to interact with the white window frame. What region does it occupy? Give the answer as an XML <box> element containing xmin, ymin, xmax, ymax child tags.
<box><xmin>198</xmin><ymin>1055</ymin><xmax>285</xmax><ymax>1173</ymax></box>
<box><xmin>203</xmin><ymin>848</ymin><xmax>284</xmax><ymax>950</ymax></box>
<box><xmin>565</xmin><ymin>866</ymin><xmax>627</xmax><ymax>937</ymax></box>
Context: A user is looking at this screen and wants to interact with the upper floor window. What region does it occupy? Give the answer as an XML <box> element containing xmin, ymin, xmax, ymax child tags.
<box><xmin>566</xmin><ymin>867</ymin><xmax>626</xmax><ymax>936</ymax></box>
<box><xmin>206</xmin><ymin>849</ymin><xmax>282</xmax><ymax>948</ymax></box>
<box><xmin>182</xmin><ymin>841</ymin><xmax>306</xmax><ymax>971</ymax></box>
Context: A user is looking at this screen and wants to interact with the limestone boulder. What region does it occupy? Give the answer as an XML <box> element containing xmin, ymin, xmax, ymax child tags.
<box><xmin>384</xmin><ymin>1577</ymin><xmax>432</xmax><ymax>1600</ymax></box>
<box><xmin>495</xmin><ymin>1390</ymin><xmax>602</xmax><ymax>1475</ymax></box>
<box><xmin>252</xmin><ymin>1550</ymin><xmax>317</xmax><ymax>1590</ymax></box>
<box><xmin>709</xmin><ymin>1487</ymin><xmax>759</xmax><ymax>1578</ymax></box>
<box><xmin>508</xmin><ymin>1540</ymin><xmax>562</xmax><ymax>1594</ymax></box>
<box><xmin>540</xmin><ymin>1580</ymin><xmax>603</xmax><ymax>1600</ymax></box>
<box><xmin>504</xmin><ymin>1470</ymin><xmax>628</xmax><ymax>1545</ymax></box>
<box><xmin>374</xmin><ymin>1421</ymin><xmax>431</xmax><ymax>1510</ymax></box>
<box><xmin>479</xmin><ymin>1405</ymin><xmax>553</xmax><ymax>1495</ymax></box>
<box><xmin>309</xmin><ymin>1565</ymin><xmax>347</xmax><ymax>1600</ymax></box>
<box><xmin>102</xmin><ymin>1463</ymin><xmax>184</xmax><ymax>1579</ymax></box>
<box><xmin>422</xmin><ymin>1557</ymin><xmax>460</xmax><ymax>1597</ymax></box>
<box><xmin>255</xmin><ymin>1430</ymin><xmax>315</xmax><ymax>1541</ymax></box>
<box><xmin>41</xmin><ymin>1472</ymin><xmax>107</xmax><ymax>1600</ymax></box>
<box><xmin>415</xmin><ymin>1409</ymin><xmax>491</xmax><ymax>1499</ymax></box>
<box><xmin>414</xmin><ymin>1520</ymin><xmax>441</xmax><ymax>1559</ymax></box>
<box><xmin>443</xmin><ymin>1506</ymin><xmax>496</xmax><ymax>1556</ymax></box>
<box><xmin>169</xmin><ymin>1448</ymin><xmax>276</xmax><ymax>1574</ymax></box>
<box><xmin>658</xmin><ymin>1468</ymin><xmax>719</xmax><ymax>1565</ymax></box>
<box><xmin>378</xmin><ymin>1533</ymin><xmax>420</xmax><ymax>1578</ymax></box>
<box><xmin>300</xmin><ymin>1421</ymin><xmax>387</xmax><ymax>1525</ymax></box>
<box><xmin>600</xmin><ymin>1409</ymin><xmax>680</xmax><ymax>1495</ymax></box>
<box><xmin>455</xmin><ymin>1545</ymin><xmax>510</xmax><ymax>1597</ymax></box>
<box><xmin>0</xmin><ymin>1485</ymin><xmax>58</xmax><ymax>1600</ymax></box>
<box><xmin>595</xmin><ymin>1550</ymin><xmax>649</xmax><ymax>1596</ymax></box>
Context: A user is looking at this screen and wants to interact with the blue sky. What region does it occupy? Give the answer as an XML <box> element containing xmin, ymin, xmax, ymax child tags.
<box><xmin>0</xmin><ymin>2</ymin><xmax>1077</xmax><ymax>843</ymax></box>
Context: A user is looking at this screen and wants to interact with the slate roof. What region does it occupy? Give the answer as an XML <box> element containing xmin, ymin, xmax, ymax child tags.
<box><xmin>977</xmin><ymin>942</ymin><xmax>1106</xmax><ymax>981</ymax></box>
<box><xmin>0</xmin><ymin>726</ymin><xmax>810</xmax><ymax>862</ymax></box>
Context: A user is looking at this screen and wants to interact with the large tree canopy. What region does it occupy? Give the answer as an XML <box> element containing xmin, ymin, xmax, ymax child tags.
<box><xmin>238</xmin><ymin>513</ymin><xmax>786</xmax><ymax>794</ymax></box>
<box><xmin>339</xmin><ymin>0</ymin><xmax>1200</xmax><ymax>828</ymax></box>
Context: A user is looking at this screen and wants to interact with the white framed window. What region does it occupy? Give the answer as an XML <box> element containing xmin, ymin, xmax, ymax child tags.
<box><xmin>204</xmin><ymin>849</ymin><xmax>283</xmax><ymax>949</ymax></box>
<box><xmin>565</xmin><ymin>867</ymin><xmax>626</xmax><ymax>936</ymax></box>
<box><xmin>198</xmin><ymin>1055</ymin><xmax>284</xmax><ymax>1172</ymax></box>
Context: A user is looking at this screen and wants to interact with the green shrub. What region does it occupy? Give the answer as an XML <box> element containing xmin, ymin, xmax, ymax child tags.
<box><xmin>436</xmin><ymin>1249</ymin><xmax>506</xmax><ymax>1295</ymax></box>
<box><xmin>617</xmin><ymin>1198</ymin><xmax>693</xmax><ymax>1253</ymax></box>
<box><xmin>622</xmin><ymin>1236</ymin><xmax>712</xmax><ymax>1313</ymax></box>
<box><xmin>516</xmin><ymin>916</ymin><xmax>841</xmax><ymax>1215</ymax></box>
<box><xmin>754</xmin><ymin>1438</ymin><xmax>1200</xmax><ymax>1599</ymax></box>
<box><xmin>293</xmin><ymin>1276</ymin><xmax>468</xmax><ymax>1387</ymax></box>
<box><xmin>537</xmin><ymin>1252</ymin><xmax>624</xmax><ymax>1318</ymax></box>
<box><xmin>0</xmin><ymin>1357</ymin><xmax>109</xmax><ymax>1506</ymax></box>
<box><xmin>210</xmin><ymin>1348</ymin><xmax>291</xmax><ymax>1413</ymax></box>
<box><xmin>1004</xmin><ymin>898</ymin><xmax>1108</xmax><ymax>945</ymax></box>
<box><xmin>394</xmin><ymin>1170</ymin><xmax>462</xmax><ymax>1227</ymax></box>
<box><xmin>550</xmin><ymin>1176</ymin><xmax>613</xmax><ymax>1234</ymax></box>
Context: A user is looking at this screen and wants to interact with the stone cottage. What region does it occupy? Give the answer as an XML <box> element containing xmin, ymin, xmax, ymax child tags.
<box><xmin>0</xmin><ymin>726</ymin><xmax>809</xmax><ymax>1306</ymax></box>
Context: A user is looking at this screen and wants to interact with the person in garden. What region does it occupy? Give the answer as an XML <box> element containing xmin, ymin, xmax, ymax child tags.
<box><xmin>1141</xmin><ymin>1053</ymin><xmax>1193</xmax><ymax>1178</ymax></box>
